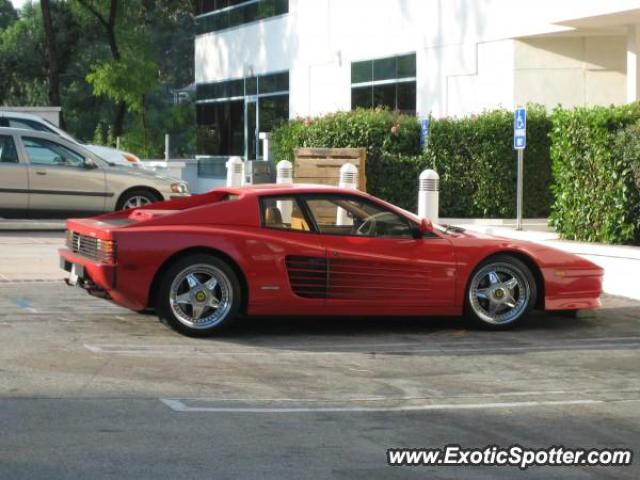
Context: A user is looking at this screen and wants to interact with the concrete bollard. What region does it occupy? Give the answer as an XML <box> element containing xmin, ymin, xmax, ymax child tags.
<box><xmin>226</xmin><ymin>156</ymin><xmax>245</xmax><ymax>187</ymax></box>
<box><xmin>337</xmin><ymin>163</ymin><xmax>358</xmax><ymax>226</ymax></box>
<box><xmin>418</xmin><ymin>169</ymin><xmax>439</xmax><ymax>223</ymax></box>
<box><xmin>276</xmin><ymin>160</ymin><xmax>294</xmax><ymax>223</ymax></box>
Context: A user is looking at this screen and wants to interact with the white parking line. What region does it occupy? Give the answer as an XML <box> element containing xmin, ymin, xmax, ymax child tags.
<box><xmin>160</xmin><ymin>398</ymin><xmax>603</xmax><ymax>413</ymax></box>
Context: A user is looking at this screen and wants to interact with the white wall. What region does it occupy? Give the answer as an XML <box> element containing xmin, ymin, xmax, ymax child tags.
<box><xmin>195</xmin><ymin>0</ymin><xmax>640</xmax><ymax>119</ymax></box>
<box><xmin>514</xmin><ymin>36</ymin><xmax>627</xmax><ymax>109</ymax></box>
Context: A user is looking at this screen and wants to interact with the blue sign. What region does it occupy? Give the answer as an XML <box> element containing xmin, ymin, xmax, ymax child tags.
<box><xmin>420</xmin><ymin>118</ymin><xmax>430</xmax><ymax>148</ymax></box>
<box><xmin>514</xmin><ymin>107</ymin><xmax>526</xmax><ymax>150</ymax></box>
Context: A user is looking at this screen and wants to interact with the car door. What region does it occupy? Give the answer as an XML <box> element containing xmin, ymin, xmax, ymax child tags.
<box><xmin>254</xmin><ymin>194</ymin><xmax>328</xmax><ymax>315</ymax></box>
<box><xmin>18</xmin><ymin>135</ymin><xmax>107</xmax><ymax>215</ymax></box>
<box><xmin>300</xmin><ymin>194</ymin><xmax>457</xmax><ymax>315</ymax></box>
<box><xmin>0</xmin><ymin>133</ymin><xmax>29</xmax><ymax>216</ymax></box>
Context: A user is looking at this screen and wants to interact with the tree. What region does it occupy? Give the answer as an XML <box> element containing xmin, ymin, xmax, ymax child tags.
<box><xmin>40</xmin><ymin>0</ymin><xmax>64</xmax><ymax>126</ymax></box>
<box><xmin>0</xmin><ymin>0</ymin><xmax>17</xmax><ymax>30</ymax></box>
<box><xmin>75</xmin><ymin>0</ymin><xmax>127</xmax><ymax>138</ymax></box>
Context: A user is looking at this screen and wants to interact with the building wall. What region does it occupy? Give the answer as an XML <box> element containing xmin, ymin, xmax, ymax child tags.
<box><xmin>514</xmin><ymin>36</ymin><xmax>627</xmax><ymax>109</ymax></box>
<box><xmin>195</xmin><ymin>0</ymin><xmax>640</xmax><ymax>120</ymax></box>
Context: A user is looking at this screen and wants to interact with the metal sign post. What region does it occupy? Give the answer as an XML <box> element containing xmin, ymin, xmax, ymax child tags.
<box><xmin>514</xmin><ymin>107</ymin><xmax>527</xmax><ymax>231</ymax></box>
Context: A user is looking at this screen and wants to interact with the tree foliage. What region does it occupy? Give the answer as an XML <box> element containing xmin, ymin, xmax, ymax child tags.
<box><xmin>0</xmin><ymin>0</ymin><xmax>196</xmax><ymax>157</ymax></box>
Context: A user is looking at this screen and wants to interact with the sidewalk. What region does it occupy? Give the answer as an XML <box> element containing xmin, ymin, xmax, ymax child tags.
<box><xmin>0</xmin><ymin>219</ymin><xmax>65</xmax><ymax>231</ymax></box>
<box><xmin>446</xmin><ymin>219</ymin><xmax>640</xmax><ymax>301</ymax></box>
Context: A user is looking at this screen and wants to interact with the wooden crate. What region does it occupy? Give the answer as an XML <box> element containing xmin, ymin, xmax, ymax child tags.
<box><xmin>293</xmin><ymin>148</ymin><xmax>367</xmax><ymax>191</ymax></box>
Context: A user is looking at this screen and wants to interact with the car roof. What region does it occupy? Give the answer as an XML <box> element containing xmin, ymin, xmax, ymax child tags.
<box><xmin>0</xmin><ymin>126</ymin><xmax>61</xmax><ymax>138</ymax></box>
<box><xmin>0</xmin><ymin>111</ymin><xmax>45</xmax><ymax>121</ymax></box>
<box><xmin>0</xmin><ymin>126</ymin><xmax>99</xmax><ymax>157</ymax></box>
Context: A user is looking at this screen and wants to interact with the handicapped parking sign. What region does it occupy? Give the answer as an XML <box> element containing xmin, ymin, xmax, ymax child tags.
<box><xmin>514</xmin><ymin>107</ymin><xmax>526</xmax><ymax>150</ymax></box>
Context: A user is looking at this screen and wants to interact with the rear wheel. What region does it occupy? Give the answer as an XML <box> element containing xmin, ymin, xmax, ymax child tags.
<box><xmin>157</xmin><ymin>254</ymin><xmax>242</xmax><ymax>337</ymax></box>
<box><xmin>465</xmin><ymin>255</ymin><xmax>537</xmax><ymax>329</ymax></box>
<box><xmin>117</xmin><ymin>189</ymin><xmax>160</xmax><ymax>210</ymax></box>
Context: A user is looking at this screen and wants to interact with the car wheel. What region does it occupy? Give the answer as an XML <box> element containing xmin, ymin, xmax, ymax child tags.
<box><xmin>157</xmin><ymin>254</ymin><xmax>241</xmax><ymax>337</ymax></box>
<box><xmin>117</xmin><ymin>189</ymin><xmax>160</xmax><ymax>210</ymax></box>
<box><xmin>465</xmin><ymin>255</ymin><xmax>537</xmax><ymax>329</ymax></box>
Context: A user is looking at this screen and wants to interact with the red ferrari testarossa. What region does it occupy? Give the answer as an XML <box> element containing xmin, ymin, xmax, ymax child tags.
<box><xmin>60</xmin><ymin>184</ymin><xmax>603</xmax><ymax>337</ymax></box>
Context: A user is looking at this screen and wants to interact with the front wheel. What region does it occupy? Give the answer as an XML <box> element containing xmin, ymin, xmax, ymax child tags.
<box><xmin>465</xmin><ymin>255</ymin><xmax>537</xmax><ymax>329</ymax></box>
<box><xmin>117</xmin><ymin>189</ymin><xmax>160</xmax><ymax>210</ymax></box>
<box><xmin>157</xmin><ymin>254</ymin><xmax>242</xmax><ymax>337</ymax></box>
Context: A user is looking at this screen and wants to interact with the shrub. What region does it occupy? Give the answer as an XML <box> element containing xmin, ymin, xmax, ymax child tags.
<box><xmin>272</xmin><ymin>106</ymin><xmax>553</xmax><ymax>218</ymax></box>
<box><xmin>375</xmin><ymin>106</ymin><xmax>552</xmax><ymax>217</ymax></box>
<box><xmin>549</xmin><ymin>104</ymin><xmax>640</xmax><ymax>245</ymax></box>
<box><xmin>271</xmin><ymin>108</ymin><xmax>421</xmax><ymax>164</ymax></box>
<box><xmin>426</xmin><ymin>106</ymin><xmax>552</xmax><ymax>218</ymax></box>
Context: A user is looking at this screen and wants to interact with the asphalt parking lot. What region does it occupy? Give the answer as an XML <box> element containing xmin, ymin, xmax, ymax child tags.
<box><xmin>0</xmin><ymin>234</ymin><xmax>639</xmax><ymax>479</ymax></box>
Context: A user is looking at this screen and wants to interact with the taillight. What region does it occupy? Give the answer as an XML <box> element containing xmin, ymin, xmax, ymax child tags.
<box><xmin>97</xmin><ymin>239</ymin><xmax>117</xmax><ymax>264</ymax></box>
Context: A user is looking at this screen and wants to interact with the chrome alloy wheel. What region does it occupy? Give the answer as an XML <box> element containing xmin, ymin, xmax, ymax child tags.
<box><xmin>169</xmin><ymin>264</ymin><xmax>233</xmax><ymax>330</ymax></box>
<box><xmin>123</xmin><ymin>195</ymin><xmax>152</xmax><ymax>209</ymax></box>
<box><xmin>468</xmin><ymin>263</ymin><xmax>531</xmax><ymax>325</ymax></box>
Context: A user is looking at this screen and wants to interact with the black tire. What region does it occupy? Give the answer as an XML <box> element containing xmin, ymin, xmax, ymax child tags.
<box><xmin>156</xmin><ymin>254</ymin><xmax>242</xmax><ymax>337</ymax></box>
<box><xmin>464</xmin><ymin>255</ymin><xmax>537</xmax><ymax>330</ymax></box>
<box><xmin>116</xmin><ymin>189</ymin><xmax>161</xmax><ymax>211</ymax></box>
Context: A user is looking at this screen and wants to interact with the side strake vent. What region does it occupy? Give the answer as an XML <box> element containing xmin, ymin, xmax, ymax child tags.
<box><xmin>285</xmin><ymin>256</ymin><xmax>328</xmax><ymax>299</ymax></box>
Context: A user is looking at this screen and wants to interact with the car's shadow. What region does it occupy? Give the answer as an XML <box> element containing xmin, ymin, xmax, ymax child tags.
<box><xmin>182</xmin><ymin>297</ymin><xmax>640</xmax><ymax>356</ymax></box>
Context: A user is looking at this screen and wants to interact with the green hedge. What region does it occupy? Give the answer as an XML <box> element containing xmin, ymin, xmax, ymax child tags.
<box><xmin>271</xmin><ymin>108</ymin><xmax>422</xmax><ymax>164</ymax></box>
<box><xmin>550</xmin><ymin>105</ymin><xmax>640</xmax><ymax>245</ymax></box>
<box><xmin>424</xmin><ymin>106</ymin><xmax>552</xmax><ymax>218</ymax></box>
<box><xmin>273</xmin><ymin>106</ymin><xmax>553</xmax><ymax>218</ymax></box>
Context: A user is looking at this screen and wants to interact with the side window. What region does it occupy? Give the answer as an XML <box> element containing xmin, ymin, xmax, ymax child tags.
<box><xmin>23</xmin><ymin>137</ymin><xmax>85</xmax><ymax>167</ymax></box>
<box><xmin>260</xmin><ymin>196</ymin><xmax>311</xmax><ymax>232</ymax></box>
<box><xmin>304</xmin><ymin>196</ymin><xmax>414</xmax><ymax>238</ymax></box>
<box><xmin>0</xmin><ymin>135</ymin><xmax>19</xmax><ymax>164</ymax></box>
<box><xmin>8</xmin><ymin>118</ymin><xmax>37</xmax><ymax>131</ymax></box>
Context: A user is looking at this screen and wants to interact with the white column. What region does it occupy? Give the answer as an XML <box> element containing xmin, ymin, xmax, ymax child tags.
<box><xmin>627</xmin><ymin>25</ymin><xmax>640</xmax><ymax>103</ymax></box>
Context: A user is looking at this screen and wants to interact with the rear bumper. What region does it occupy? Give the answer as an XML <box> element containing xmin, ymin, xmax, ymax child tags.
<box><xmin>59</xmin><ymin>248</ymin><xmax>116</xmax><ymax>290</ymax></box>
<box><xmin>59</xmin><ymin>248</ymin><xmax>144</xmax><ymax>311</ymax></box>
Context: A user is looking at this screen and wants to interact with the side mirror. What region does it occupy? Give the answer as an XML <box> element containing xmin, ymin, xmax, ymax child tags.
<box><xmin>413</xmin><ymin>218</ymin><xmax>433</xmax><ymax>238</ymax></box>
<box><xmin>420</xmin><ymin>218</ymin><xmax>433</xmax><ymax>233</ymax></box>
<box><xmin>84</xmin><ymin>158</ymin><xmax>98</xmax><ymax>169</ymax></box>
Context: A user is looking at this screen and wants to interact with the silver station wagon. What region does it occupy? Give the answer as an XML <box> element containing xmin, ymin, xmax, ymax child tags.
<box><xmin>0</xmin><ymin>127</ymin><xmax>190</xmax><ymax>218</ymax></box>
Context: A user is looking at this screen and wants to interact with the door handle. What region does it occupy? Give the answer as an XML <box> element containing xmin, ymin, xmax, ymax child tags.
<box><xmin>36</xmin><ymin>171</ymin><xmax>47</xmax><ymax>176</ymax></box>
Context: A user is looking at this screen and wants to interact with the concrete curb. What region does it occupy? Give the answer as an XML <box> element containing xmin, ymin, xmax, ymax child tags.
<box><xmin>0</xmin><ymin>220</ymin><xmax>66</xmax><ymax>232</ymax></box>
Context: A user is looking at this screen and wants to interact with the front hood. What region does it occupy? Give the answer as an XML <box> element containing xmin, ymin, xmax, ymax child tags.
<box><xmin>445</xmin><ymin>229</ymin><xmax>602</xmax><ymax>271</ymax></box>
<box><xmin>104</xmin><ymin>164</ymin><xmax>182</xmax><ymax>184</ymax></box>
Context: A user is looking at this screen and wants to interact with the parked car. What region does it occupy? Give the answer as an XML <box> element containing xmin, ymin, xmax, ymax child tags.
<box><xmin>0</xmin><ymin>111</ymin><xmax>141</xmax><ymax>167</ymax></box>
<box><xmin>0</xmin><ymin>127</ymin><xmax>189</xmax><ymax>218</ymax></box>
<box><xmin>59</xmin><ymin>184</ymin><xmax>603</xmax><ymax>337</ymax></box>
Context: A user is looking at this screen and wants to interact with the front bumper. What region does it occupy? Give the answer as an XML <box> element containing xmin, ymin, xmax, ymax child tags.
<box><xmin>542</xmin><ymin>267</ymin><xmax>603</xmax><ymax>311</ymax></box>
<box><xmin>165</xmin><ymin>192</ymin><xmax>191</xmax><ymax>201</ymax></box>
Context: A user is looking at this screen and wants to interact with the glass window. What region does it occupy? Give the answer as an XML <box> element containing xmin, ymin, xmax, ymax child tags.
<box><xmin>0</xmin><ymin>135</ymin><xmax>19</xmax><ymax>164</ymax></box>
<box><xmin>351</xmin><ymin>53</ymin><xmax>417</xmax><ymax>115</ymax></box>
<box><xmin>351</xmin><ymin>86</ymin><xmax>372</xmax><ymax>110</ymax></box>
<box><xmin>397</xmin><ymin>53</ymin><xmax>417</xmax><ymax>78</ymax></box>
<box><xmin>7</xmin><ymin>118</ymin><xmax>55</xmax><ymax>134</ymax></box>
<box><xmin>373</xmin><ymin>57</ymin><xmax>396</xmax><ymax>82</ymax></box>
<box><xmin>196</xmin><ymin>0</ymin><xmax>288</xmax><ymax>35</ymax></box>
<box><xmin>351</xmin><ymin>60</ymin><xmax>372</xmax><ymax>84</ymax></box>
<box><xmin>304</xmin><ymin>196</ymin><xmax>415</xmax><ymax>238</ymax></box>
<box><xmin>23</xmin><ymin>137</ymin><xmax>86</xmax><ymax>167</ymax></box>
<box><xmin>196</xmin><ymin>100</ymin><xmax>245</xmax><ymax>156</ymax></box>
<box><xmin>261</xmin><ymin>196</ymin><xmax>311</xmax><ymax>232</ymax></box>
<box><xmin>196</xmin><ymin>71</ymin><xmax>290</xmax><ymax>157</ymax></box>
<box><xmin>397</xmin><ymin>82</ymin><xmax>417</xmax><ymax>112</ymax></box>
<box><xmin>373</xmin><ymin>84</ymin><xmax>396</xmax><ymax>110</ymax></box>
